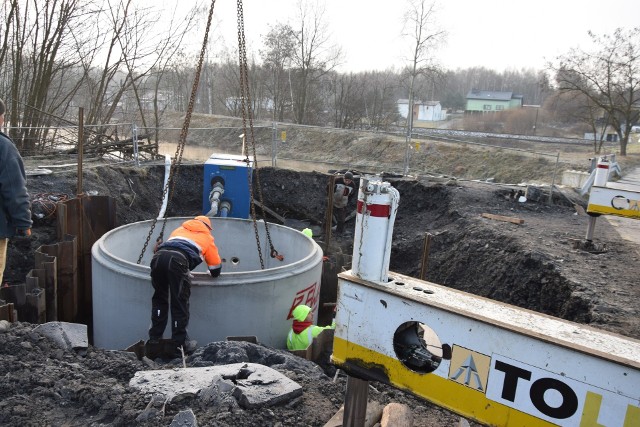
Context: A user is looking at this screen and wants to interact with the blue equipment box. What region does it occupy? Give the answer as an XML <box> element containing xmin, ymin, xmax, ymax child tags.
<box><xmin>202</xmin><ymin>153</ymin><xmax>254</xmax><ymax>219</ymax></box>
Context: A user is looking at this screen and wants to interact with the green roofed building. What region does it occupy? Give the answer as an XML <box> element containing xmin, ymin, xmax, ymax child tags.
<box><xmin>465</xmin><ymin>90</ymin><xmax>523</xmax><ymax>114</ymax></box>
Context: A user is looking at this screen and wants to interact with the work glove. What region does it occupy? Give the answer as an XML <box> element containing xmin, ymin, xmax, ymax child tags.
<box><xmin>15</xmin><ymin>228</ymin><xmax>31</xmax><ymax>237</ymax></box>
<box><xmin>209</xmin><ymin>266</ymin><xmax>221</xmax><ymax>278</ymax></box>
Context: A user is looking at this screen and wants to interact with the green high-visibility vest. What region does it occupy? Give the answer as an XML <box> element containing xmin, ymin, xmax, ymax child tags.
<box><xmin>286</xmin><ymin>322</ymin><xmax>335</xmax><ymax>351</ymax></box>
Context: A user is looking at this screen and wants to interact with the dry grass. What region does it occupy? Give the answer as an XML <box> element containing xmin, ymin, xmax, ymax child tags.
<box><xmin>156</xmin><ymin>113</ymin><xmax>640</xmax><ymax>185</ymax></box>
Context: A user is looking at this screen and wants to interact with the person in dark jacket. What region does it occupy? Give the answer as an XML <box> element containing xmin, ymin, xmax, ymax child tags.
<box><xmin>0</xmin><ymin>99</ymin><xmax>32</xmax><ymax>285</ymax></box>
<box><xmin>332</xmin><ymin>171</ymin><xmax>356</xmax><ymax>234</ymax></box>
<box><xmin>148</xmin><ymin>215</ymin><xmax>222</xmax><ymax>356</ymax></box>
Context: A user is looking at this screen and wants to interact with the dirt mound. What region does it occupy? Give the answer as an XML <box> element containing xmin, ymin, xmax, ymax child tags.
<box><xmin>0</xmin><ymin>322</ymin><xmax>459</xmax><ymax>427</ymax></box>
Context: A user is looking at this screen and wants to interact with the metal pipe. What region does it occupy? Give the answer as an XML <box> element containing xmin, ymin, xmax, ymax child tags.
<box><xmin>585</xmin><ymin>216</ymin><xmax>597</xmax><ymax>241</ymax></box>
<box><xmin>272</xmin><ymin>122</ymin><xmax>277</xmax><ymax>168</ymax></box>
<box><xmin>420</xmin><ymin>232</ymin><xmax>433</xmax><ymax>280</ymax></box>
<box><xmin>77</xmin><ymin>107</ymin><xmax>84</xmax><ymax>196</ymax></box>
<box><xmin>548</xmin><ymin>152</ymin><xmax>559</xmax><ymax>205</ymax></box>
<box><xmin>132</xmin><ymin>124</ymin><xmax>139</xmax><ymax>166</ymax></box>
<box><xmin>324</xmin><ymin>175</ymin><xmax>336</xmax><ymax>253</ymax></box>
<box><xmin>219</xmin><ymin>201</ymin><xmax>231</xmax><ymax>217</ymax></box>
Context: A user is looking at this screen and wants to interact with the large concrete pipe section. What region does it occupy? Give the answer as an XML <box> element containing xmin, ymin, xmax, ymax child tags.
<box><xmin>92</xmin><ymin>217</ymin><xmax>323</xmax><ymax>350</ymax></box>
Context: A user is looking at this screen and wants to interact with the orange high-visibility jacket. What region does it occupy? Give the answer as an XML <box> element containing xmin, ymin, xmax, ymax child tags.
<box><xmin>164</xmin><ymin>218</ymin><xmax>221</xmax><ymax>272</ymax></box>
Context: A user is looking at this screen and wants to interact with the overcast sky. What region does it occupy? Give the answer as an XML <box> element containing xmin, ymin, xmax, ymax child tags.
<box><xmin>182</xmin><ymin>0</ymin><xmax>638</xmax><ymax>73</ymax></box>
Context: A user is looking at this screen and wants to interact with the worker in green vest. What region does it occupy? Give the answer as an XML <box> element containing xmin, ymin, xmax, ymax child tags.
<box><xmin>286</xmin><ymin>304</ymin><xmax>335</xmax><ymax>351</ymax></box>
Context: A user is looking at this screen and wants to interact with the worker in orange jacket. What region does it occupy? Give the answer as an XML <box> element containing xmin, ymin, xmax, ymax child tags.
<box><xmin>148</xmin><ymin>215</ymin><xmax>222</xmax><ymax>356</ymax></box>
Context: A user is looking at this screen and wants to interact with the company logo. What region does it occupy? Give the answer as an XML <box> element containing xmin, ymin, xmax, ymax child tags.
<box><xmin>486</xmin><ymin>354</ymin><xmax>640</xmax><ymax>425</ymax></box>
<box><xmin>611</xmin><ymin>195</ymin><xmax>640</xmax><ymax>211</ymax></box>
<box><xmin>286</xmin><ymin>282</ymin><xmax>319</xmax><ymax>320</ymax></box>
<box><xmin>448</xmin><ymin>345</ymin><xmax>490</xmax><ymax>391</ymax></box>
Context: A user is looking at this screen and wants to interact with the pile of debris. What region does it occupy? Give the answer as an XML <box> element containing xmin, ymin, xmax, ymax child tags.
<box><xmin>0</xmin><ymin>321</ymin><xmax>459</xmax><ymax>426</ymax></box>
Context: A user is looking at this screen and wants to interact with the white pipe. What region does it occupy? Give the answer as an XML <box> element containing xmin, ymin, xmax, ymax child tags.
<box><xmin>157</xmin><ymin>155</ymin><xmax>171</xmax><ymax>220</ymax></box>
<box><xmin>594</xmin><ymin>156</ymin><xmax>610</xmax><ymax>187</ymax></box>
<box><xmin>206</xmin><ymin>182</ymin><xmax>225</xmax><ymax>216</ymax></box>
<box><xmin>379</xmin><ymin>186</ymin><xmax>400</xmax><ymax>282</ymax></box>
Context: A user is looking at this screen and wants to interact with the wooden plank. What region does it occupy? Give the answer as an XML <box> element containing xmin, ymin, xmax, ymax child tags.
<box><xmin>252</xmin><ymin>200</ymin><xmax>286</xmax><ymax>224</ymax></box>
<box><xmin>481</xmin><ymin>213</ymin><xmax>524</xmax><ymax>225</ymax></box>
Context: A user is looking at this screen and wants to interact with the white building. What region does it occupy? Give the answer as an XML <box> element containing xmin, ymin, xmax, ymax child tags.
<box><xmin>397</xmin><ymin>99</ymin><xmax>446</xmax><ymax>122</ymax></box>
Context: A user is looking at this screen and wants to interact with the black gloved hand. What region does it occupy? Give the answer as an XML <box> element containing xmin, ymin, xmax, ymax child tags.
<box><xmin>15</xmin><ymin>228</ymin><xmax>31</xmax><ymax>237</ymax></box>
<box><xmin>209</xmin><ymin>266</ymin><xmax>221</xmax><ymax>278</ymax></box>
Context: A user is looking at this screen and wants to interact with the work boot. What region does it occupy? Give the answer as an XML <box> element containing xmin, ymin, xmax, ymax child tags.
<box><xmin>181</xmin><ymin>339</ymin><xmax>198</xmax><ymax>355</ymax></box>
<box><xmin>144</xmin><ymin>339</ymin><xmax>162</xmax><ymax>360</ymax></box>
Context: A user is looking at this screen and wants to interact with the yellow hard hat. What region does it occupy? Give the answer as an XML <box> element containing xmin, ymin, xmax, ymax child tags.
<box><xmin>302</xmin><ymin>228</ymin><xmax>313</xmax><ymax>238</ymax></box>
<box><xmin>292</xmin><ymin>304</ymin><xmax>312</xmax><ymax>322</ymax></box>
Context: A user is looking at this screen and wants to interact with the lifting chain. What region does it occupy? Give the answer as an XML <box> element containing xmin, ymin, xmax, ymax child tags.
<box><xmin>236</xmin><ymin>0</ymin><xmax>281</xmax><ymax>269</ymax></box>
<box><xmin>137</xmin><ymin>0</ymin><xmax>216</xmax><ymax>264</ymax></box>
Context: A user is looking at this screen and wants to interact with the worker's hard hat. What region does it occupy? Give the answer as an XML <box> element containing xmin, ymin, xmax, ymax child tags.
<box><xmin>344</xmin><ymin>171</ymin><xmax>353</xmax><ymax>180</ymax></box>
<box><xmin>292</xmin><ymin>304</ymin><xmax>312</xmax><ymax>322</ymax></box>
<box><xmin>194</xmin><ymin>215</ymin><xmax>212</xmax><ymax>230</ymax></box>
<box><xmin>302</xmin><ymin>228</ymin><xmax>313</xmax><ymax>238</ymax></box>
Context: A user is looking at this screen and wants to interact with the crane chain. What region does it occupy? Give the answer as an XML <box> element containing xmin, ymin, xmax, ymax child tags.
<box><xmin>236</xmin><ymin>0</ymin><xmax>280</xmax><ymax>269</ymax></box>
<box><xmin>137</xmin><ymin>0</ymin><xmax>216</xmax><ymax>264</ymax></box>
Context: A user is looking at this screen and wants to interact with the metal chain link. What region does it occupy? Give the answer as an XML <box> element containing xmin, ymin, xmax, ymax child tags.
<box><xmin>137</xmin><ymin>0</ymin><xmax>216</xmax><ymax>264</ymax></box>
<box><xmin>237</xmin><ymin>0</ymin><xmax>280</xmax><ymax>269</ymax></box>
<box><xmin>236</xmin><ymin>0</ymin><xmax>263</xmax><ymax>269</ymax></box>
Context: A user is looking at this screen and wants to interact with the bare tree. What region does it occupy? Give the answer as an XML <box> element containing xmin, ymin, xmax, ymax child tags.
<box><xmin>290</xmin><ymin>0</ymin><xmax>342</xmax><ymax>125</ymax></box>
<box><xmin>0</xmin><ymin>0</ymin><xmax>200</xmax><ymax>155</ymax></box>
<box><xmin>365</xmin><ymin>70</ymin><xmax>400</xmax><ymax>131</ymax></box>
<box><xmin>329</xmin><ymin>70</ymin><xmax>399</xmax><ymax>130</ymax></box>
<box><xmin>1</xmin><ymin>0</ymin><xmax>87</xmax><ymax>153</ymax></box>
<box><xmin>549</xmin><ymin>27</ymin><xmax>640</xmax><ymax>156</ymax></box>
<box><xmin>545</xmin><ymin>90</ymin><xmax>608</xmax><ymax>153</ymax></box>
<box><xmin>331</xmin><ymin>72</ymin><xmax>365</xmax><ymax>129</ymax></box>
<box><xmin>401</xmin><ymin>0</ymin><xmax>446</xmax><ymax>175</ymax></box>
<box><xmin>260</xmin><ymin>23</ymin><xmax>296</xmax><ymax>122</ymax></box>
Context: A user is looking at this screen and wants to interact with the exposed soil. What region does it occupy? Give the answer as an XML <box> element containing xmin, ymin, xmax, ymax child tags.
<box><xmin>1</xmin><ymin>120</ymin><xmax>640</xmax><ymax>426</ymax></box>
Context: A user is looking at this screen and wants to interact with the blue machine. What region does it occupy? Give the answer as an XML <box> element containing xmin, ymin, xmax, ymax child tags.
<box><xmin>202</xmin><ymin>153</ymin><xmax>254</xmax><ymax>219</ymax></box>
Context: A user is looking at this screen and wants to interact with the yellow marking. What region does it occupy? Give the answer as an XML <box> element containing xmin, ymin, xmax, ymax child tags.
<box><xmin>587</xmin><ymin>204</ymin><xmax>640</xmax><ymax>218</ymax></box>
<box><xmin>580</xmin><ymin>392</ymin><xmax>606</xmax><ymax>427</ymax></box>
<box><xmin>580</xmin><ymin>391</ymin><xmax>640</xmax><ymax>427</ymax></box>
<box><xmin>624</xmin><ymin>404</ymin><xmax>640</xmax><ymax>427</ymax></box>
<box><xmin>332</xmin><ymin>337</ymin><xmax>552</xmax><ymax>426</ymax></box>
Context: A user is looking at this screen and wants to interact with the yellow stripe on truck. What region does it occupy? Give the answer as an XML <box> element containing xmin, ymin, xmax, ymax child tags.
<box><xmin>331</xmin><ymin>336</ymin><xmax>552</xmax><ymax>427</ymax></box>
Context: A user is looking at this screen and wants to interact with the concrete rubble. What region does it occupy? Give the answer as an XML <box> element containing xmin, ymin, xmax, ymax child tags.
<box><xmin>33</xmin><ymin>321</ymin><xmax>88</xmax><ymax>351</ymax></box>
<box><xmin>129</xmin><ymin>362</ymin><xmax>303</xmax><ymax>409</ymax></box>
<box><xmin>169</xmin><ymin>409</ymin><xmax>198</xmax><ymax>426</ymax></box>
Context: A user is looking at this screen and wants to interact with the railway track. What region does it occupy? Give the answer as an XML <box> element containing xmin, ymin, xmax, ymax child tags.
<box><xmin>387</xmin><ymin>126</ymin><xmax>590</xmax><ymax>146</ymax></box>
